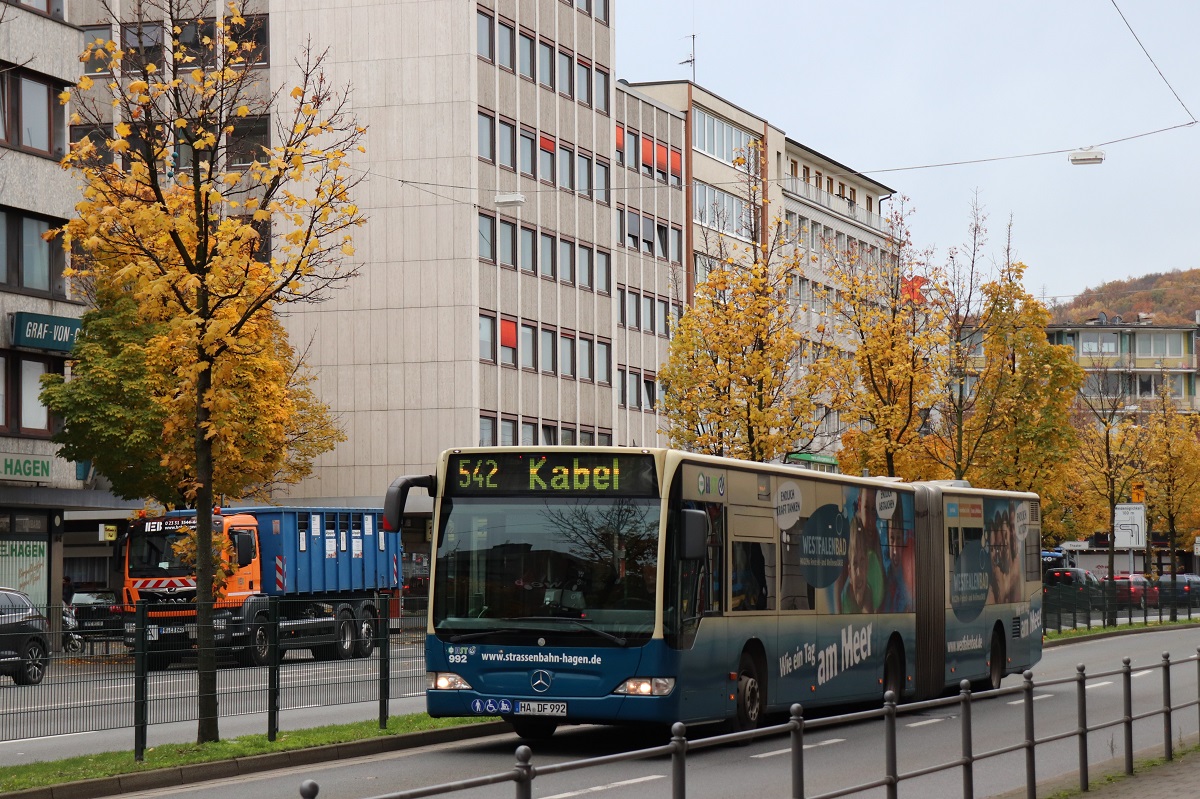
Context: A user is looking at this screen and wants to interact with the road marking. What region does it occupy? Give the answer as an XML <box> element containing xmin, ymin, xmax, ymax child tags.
<box><xmin>1007</xmin><ymin>694</ymin><xmax>1053</xmax><ymax>705</ymax></box>
<box><xmin>0</xmin><ymin>730</ymin><xmax>96</xmax><ymax>745</ymax></box>
<box><xmin>1132</xmin><ymin>670</ymin><xmax>1152</xmax><ymax>678</ymax></box>
<box><xmin>1085</xmin><ymin>681</ymin><xmax>1112</xmax><ymax>690</ymax></box>
<box><xmin>541</xmin><ymin>775</ymin><xmax>664</xmax><ymax>798</ymax></box>
<box><xmin>751</xmin><ymin>738</ymin><xmax>844</xmax><ymax>758</ymax></box>
<box><xmin>906</xmin><ymin>718</ymin><xmax>944</xmax><ymax>728</ymax></box>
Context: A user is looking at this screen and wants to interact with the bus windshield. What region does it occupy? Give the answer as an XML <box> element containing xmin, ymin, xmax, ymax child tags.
<box><xmin>432</xmin><ymin>495</ymin><xmax>661</xmax><ymax>644</ymax></box>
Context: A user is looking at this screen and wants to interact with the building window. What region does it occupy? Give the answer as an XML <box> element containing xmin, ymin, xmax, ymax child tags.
<box><xmin>1</xmin><ymin>209</ymin><xmax>64</xmax><ymax>295</ymax></box>
<box><xmin>625</xmin><ymin>131</ymin><xmax>639</xmax><ymax>172</ymax></box>
<box><xmin>121</xmin><ymin>22</ymin><xmax>165</xmax><ymax>72</ymax></box>
<box><xmin>519</xmin><ymin>227</ymin><xmax>536</xmax><ymax>272</ymax></box>
<box><xmin>500</xmin><ymin>318</ymin><xmax>517</xmax><ymax>366</ymax></box>
<box><xmin>542</xmin><ymin>424</ymin><xmax>558</xmax><ymax>445</ymax></box>
<box><xmin>521</xmin><ymin>323</ymin><xmax>537</xmax><ymax>369</ymax></box>
<box><xmin>595</xmin><ymin>69</ymin><xmax>610</xmax><ymax>114</ymax></box>
<box><xmin>519</xmin><ymin>32</ymin><xmax>535</xmax><ymax>79</ymax></box>
<box><xmin>657</xmin><ymin>299</ymin><xmax>669</xmax><ymax>337</ymax></box>
<box><xmin>578</xmin><ymin>246</ymin><xmax>593</xmax><ymax>289</ymax></box>
<box><xmin>520</xmin><ymin>420</ymin><xmax>537</xmax><ymax>445</ymax></box>
<box><xmin>497</xmin><ymin>219</ymin><xmax>516</xmax><ymax>267</ymax></box>
<box><xmin>82</xmin><ymin>25</ymin><xmax>112</xmax><ymax>74</ymax></box>
<box><xmin>596</xmin><ymin>250</ymin><xmax>611</xmax><ymax>293</ymax></box>
<box><xmin>595</xmin><ymin>160</ymin><xmax>609</xmax><ymax>204</ymax></box>
<box><xmin>641</xmin><ymin>216</ymin><xmax>654</xmax><ymax>255</ymax></box>
<box><xmin>12</xmin><ymin>75</ymin><xmax>51</xmax><ymax>153</ymax></box>
<box><xmin>520</xmin><ymin>129</ymin><xmax>536</xmax><ymax>176</ymax></box>
<box><xmin>670</xmin><ymin>227</ymin><xmax>683</xmax><ymax>263</ymax></box>
<box><xmin>656</xmin><ymin>143</ymin><xmax>668</xmax><ymax>182</ymax></box>
<box><xmin>598</xmin><ymin>431</ymin><xmax>612</xmax><ymax>446</ymax></box>
<box><xmin>560</xmin><ymin>335</ymin><xmax>575</xmax><ymax>378</ymax></box>
<box><xmin>227</xmin><ymin>116</ymin><xmax>270</xmax><ymax>168</ymax></box>
<box><xmin>641</xmin><ymin>137</ymin><xmax>654</xmax><ymax>177</ymax></box>
<box><xmin>597</xmin><ymin>341</ymin><xmax>611</xmax><ymax>383</ymax></box>
<box><xmin>541</xmin><ymin>329</ymin><xmax>557</xmax><ymax>374</ymax></box>
<box><xmin>500</xmin><ymin>418</ymin><xmax>517</xmax><ymax>446</ymax></box>
<box><xmin>579</xmin><ymin>338</ymin><xmax>593</xmax><ymax>381</ymax></box>
<box><xmin>477</xmin><ymin>111</ymin><xmax>494</xmax><ymax>161</ymax></box>
<box><xmin>479</xmin><ymin>214</ymin><xmax>495</xmax><ymax>261</ymax></box>
<box><xmin>557</xmin><ymin>50</ymin><xmax>573</xmax><ymax>97</ymax></box>
<box><xmin>560</xmin><ymin>427</ymin><xmax>576</xmax><ymax>445</ymax></box>
<box><xmin>538</xmin><ymin>41</ymin><xmax>554</xmax><ymax>89</ymax></box>
<box><xmin>580</xmin><ymin>429</ymin><xmax>595</xmax><ymax>446</ymax></box>
<box><xmin>479</xmin><ymin>314</ymin><xmax>496</xmax><ymax>362</ymax></box>
<box><xmin>558</xmin><ymin>145</ymin><xmax>574</xmax><ymax>189</ymax></box>
<box><xmin>615</xmin><ymin>126</ymin><xmax>624</xmax><ymax>165</ymax></box>
<box><xmin>576</xmin><ymin>60</ymin><xmax>591</xmax><ymax>105</ymax></box>
<box><xmin>575</xmin><ymin>0</ymin><xmax>591</xmax><ymax>12</ymax></box>
<box><xmin>642</xmin><ymin>295</ymin><xmax>655</xmax><ymax>333</ymax></box>
<box><xmin>626</xmin><ymin>210</ymin><xmax>640</xmax><ymax>250</ymax></box>
<box><xmin>669</xmin><ymin>148</ymin><xmax>682</xmax><ymax>187</ymax></box>
<box><xmin>539</xmin><ymin>136</ymin><xmax>555</xmax><ymax>182</ymax></box>
<box><xmin>656</xmin><ymin>223</ymin><xmax>669</xmax><ymax>259</ymax></box>
<box><xmin>576</xmin><ymin>152</ymin><xmax>592</xmax><ymax>197</ymax></box>
<box><xmin>539</xmin><ymin>232</ymin><xmax>555</xmax><ymax>277</ymax></box>
<box><xmin>595</xmin><ymin>0</ymin><xmax>609</xmax><ymax>23</ymax></box>
<box><xmin>559</xmin><ymin>239</ymin><xmax>574</xmax><ymax>283</ymax></box>
<box><xmin>497</xmin><ymin>21</ymin><xmax>515</xmax><ymax>70</ymax></box>
<box><xmin>479</xmin><ymin>415</ymin><xmax>496</xmax><ymax>446</ymax></box>
<box><xmin>498</xmin><ymin>120</ymin><xmax>515</xmax><ymax>169</ymax></box>
<box><xmin>643</xmin><ymin>377</ymin><xmax>657</xmax><ymax>411</ymax></box>
<box><xmin>692</xmin><ymin>107</ymin><xmax>757</xmax><ymax>167</ymax></box>
<box><xmin>476</xmin><ymin>11</ymin><xmax>493</xmax><ymax>61</ymax></box>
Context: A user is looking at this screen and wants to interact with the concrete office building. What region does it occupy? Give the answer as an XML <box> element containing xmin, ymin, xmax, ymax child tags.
<box><xmin>1</xmin><ymin>0</ymin><xmax>138</xmax><ymax>607</ymax></box>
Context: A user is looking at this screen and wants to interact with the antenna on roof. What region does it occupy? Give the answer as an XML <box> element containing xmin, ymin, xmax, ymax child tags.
<box><xmin>679</xmin><ymin>34</ymin><xmax>695</xmax><ymax>83</ymax></box>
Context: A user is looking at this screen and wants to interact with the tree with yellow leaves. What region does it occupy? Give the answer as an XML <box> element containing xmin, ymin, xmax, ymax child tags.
<box><xmin>51</xmin><ymin>0</ymin><xmax>365</xmax><ymax>743</ymax></box>
<box><xmin>1142</xmin><ymin>373</ymin><xmax>1200</xmax><ymax>603</ymax></box>
<box><xmin>815</xmin><ymin>200</ymin><xmax>946</xmax><ymax>478</ymax></box>
<box><xmin>658</xmin><ymin>144</ymin><xmax>831</xmax><ymax>462</ymax></box>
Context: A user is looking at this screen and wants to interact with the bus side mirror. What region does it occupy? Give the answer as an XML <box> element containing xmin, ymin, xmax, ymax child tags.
<box><xmin>681</xmin><ymin>509</ymin><xmax>707</xmax><ymax>560</ymax></box>
<box><xmin>384</xmin><ymin>474</ymin><xmax>436</xmax><ymax>531</ymax></box>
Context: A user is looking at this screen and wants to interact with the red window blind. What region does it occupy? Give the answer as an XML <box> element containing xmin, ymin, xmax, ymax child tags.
<box><xmin>615</xmin><ymin>125</ymin><xmax>624</xmax><ymax>151</ymax></box>
<box><xmin>540</xmin><ymin>135</ymin><xmax>555</xmax><ymax>152</ymax></box>
<box><xmin>641</xmin><ymin>137</ymin><xmax>653</xmax><ymax>166</ymax></box>
<box><xmin>669</xmin><ymin>149</ymin><xmax>682</xmax><ymax>177</ymax></box>
<box><xmin>500</xmin><ymin>318</ymin><xmax>517</xmax><ymax>348</ymax></box>
<box><xmin>656</xmin><ymin>143</ymin><xmax>668</xmax><ymax>171</ymax></box>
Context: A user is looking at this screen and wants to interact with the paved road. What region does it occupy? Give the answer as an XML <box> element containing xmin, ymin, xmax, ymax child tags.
<box><xmin>71</xmin><ymin>627</ymin><xmax>1200</xmax><ymax>799</ymax></box>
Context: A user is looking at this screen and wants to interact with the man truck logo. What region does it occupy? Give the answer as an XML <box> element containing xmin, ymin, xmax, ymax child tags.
<box><xmin>531</xmin><ymin>670</ymin><xmax>553</xmax><ymax>692</ymax></box>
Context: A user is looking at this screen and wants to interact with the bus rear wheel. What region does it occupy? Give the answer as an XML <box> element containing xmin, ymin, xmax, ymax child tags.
<box><xmin>883</xmin><ymin>642</ymin><xmax>905</xmax><ymax>702</ymax></box>
<box><xmin>974</xmin><ymin>630</ymin><xmax>1005</xmax><ymax>692</ymax></box>
<box><xmin>734</xmin><ymin>652</ymin><xmax>764</xmax><ymax>732</ymax></box>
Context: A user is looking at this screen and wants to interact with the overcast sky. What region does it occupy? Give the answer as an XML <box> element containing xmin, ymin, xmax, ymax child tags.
<box><xmin>616</xmin><ymin>0</ymin><xmax>1200</xmax><ymax>307</ymax></box>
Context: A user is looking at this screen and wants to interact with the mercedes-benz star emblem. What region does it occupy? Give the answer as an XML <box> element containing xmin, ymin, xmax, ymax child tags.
<box><xmin>530</xmin><ymin>670</ymin><xmax>552</xmax><ymax>693</ymax></box>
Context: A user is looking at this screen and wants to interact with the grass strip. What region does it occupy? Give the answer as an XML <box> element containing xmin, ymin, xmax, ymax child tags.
<box><xmin>0</xmin><ymin>714</ymin><xmax>490</xmax><ymax>793</ymax></box>
<box><xmin>1044</xmin><ymin>615</ymin><xmax>1198</xmax><ymax>642</ymax></box>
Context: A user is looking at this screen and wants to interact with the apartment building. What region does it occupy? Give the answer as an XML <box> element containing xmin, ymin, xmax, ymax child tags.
<box><xmin>1047</xmin><ymin>313</ymin><xmax>1200</xmax><ymax>411</ymax></box>
<box><xmin>0</xmin><ymin>0</ymin><xmax>140</xmax><ymax>606</ymax></box>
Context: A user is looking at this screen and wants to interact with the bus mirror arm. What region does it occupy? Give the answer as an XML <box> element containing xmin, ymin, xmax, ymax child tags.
<box><xmin>681</xmin><ymin>509</ymin><xmax>707</xmax><ymax>560</ymax></box>
<box><xmin>384</xmin><ymin>474</ymin><xmax>436</xmax><ymax>531</ymax></box>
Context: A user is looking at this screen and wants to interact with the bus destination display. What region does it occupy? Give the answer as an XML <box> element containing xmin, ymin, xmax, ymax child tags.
<box><xmin>447</xmin><ymin>453</ymin><xmax>658</xmax><ymax>497</ymax></box>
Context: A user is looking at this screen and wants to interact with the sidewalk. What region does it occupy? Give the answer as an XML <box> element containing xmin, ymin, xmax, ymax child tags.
<box><xmin>1077</xmin><ymin>747</ymin><xmax>1200</xmax><ymax>798</ymax></box>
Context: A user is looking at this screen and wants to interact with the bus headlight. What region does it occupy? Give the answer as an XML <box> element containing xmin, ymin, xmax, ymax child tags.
<box><xmin>427</xmin><ymin>671</ymin><xmax>473</xmax><ymax>691</ymax></box>
<box><xmin>613</xmin><ymin>677</ymin><xmax>675</xmax><ymax>696</ymax></box>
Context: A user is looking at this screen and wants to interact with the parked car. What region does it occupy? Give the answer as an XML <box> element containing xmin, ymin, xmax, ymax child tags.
<box><xmin>0</xmin><ymin>587</ymin><xmax>50</xmax><ymax>685</ymax></box>
<box><xmin>1102</xmin><ymin>574</ymin><xmax>1159</xmax><ymax>609</ymax></box>
<box><xmin>1043</xmin><ymin>567</ymin><xmax>1104</xmax><ymax>610</ymax></box>
<box><xmin>1156</xmin><ymin>573</ymin><xmax>1200</xmax><ymax>609</ymax></box>
<box><xmin>70</xmin><ymin>590</ymin><xmax>123</xmax><ymax>639</ymax></box>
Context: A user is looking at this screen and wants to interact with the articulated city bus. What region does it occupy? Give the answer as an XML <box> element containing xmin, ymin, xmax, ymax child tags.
<box><xmin>384</xmin><ymin>447</ymin><xmax>1043</xmax><ymax>739</ymax></box>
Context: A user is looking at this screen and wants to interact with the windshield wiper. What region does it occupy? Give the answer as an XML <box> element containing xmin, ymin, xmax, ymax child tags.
<box><xmin>447</xmin><ymin>627</ymin><xmax>527</xmax><ymax>643</ymax></box>
<box><xmin>519</xmin><ymin>616</ymin><xmax>628</xmax><ymax>647</ymax></box>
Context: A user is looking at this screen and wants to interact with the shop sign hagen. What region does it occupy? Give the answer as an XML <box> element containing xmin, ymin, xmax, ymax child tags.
<box><xmin>0</xmin><ymin>453</ymin><xmax>52</xmax><ymax>482</ymax></box>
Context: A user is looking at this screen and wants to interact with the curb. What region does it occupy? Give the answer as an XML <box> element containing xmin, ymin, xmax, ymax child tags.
<box><xmin>5</xmin><ymin>722</ymin><xmax>512</xmax><ymax>799</ymax></box>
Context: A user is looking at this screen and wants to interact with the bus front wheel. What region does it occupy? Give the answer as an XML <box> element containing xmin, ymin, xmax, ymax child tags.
<box><xmin>735</xmin><ymin>652</ymin><xmax>764</xmax><ymax>732</ymax></box>
<box><xmin>509</xmin><ymin>717</ymin><xmax>558</xmax><ymax>740</ymax></box>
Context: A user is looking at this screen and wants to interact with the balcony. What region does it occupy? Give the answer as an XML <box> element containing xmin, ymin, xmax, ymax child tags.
<box><xmin>779</xmin><ymin>175</ymin><xmax>888</xmax><ymax>234</ymax></box>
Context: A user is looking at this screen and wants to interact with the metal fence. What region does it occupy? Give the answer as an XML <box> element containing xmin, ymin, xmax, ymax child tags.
<box><xmin>1043</xmin><ymin>583</ymin><xmax>1198</xmax><ymax>633</ymax></box>
<box><xmin>299</xmin><ymin>648</ymin><xmax>1200</xmax><ymax>799</ymax></box>
<box><xmin>0</xmin><ymin>597</ymin><xmax>426</xmax><ymax>746</ymax></box>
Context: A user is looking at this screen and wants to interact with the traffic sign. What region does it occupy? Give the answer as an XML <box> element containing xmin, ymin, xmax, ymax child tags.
<box><xmin>1131</xmin><ymin>482</ymin><xmax>1145</xmax><ymax>503</ymax></box>
<box><xmin>1114</xmin><ymin>503</ymin><xmax>1145</xmax><ymax>548</ymax></box>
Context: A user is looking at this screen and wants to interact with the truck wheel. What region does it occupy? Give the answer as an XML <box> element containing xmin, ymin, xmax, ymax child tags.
<box><xmin>334</xmin><ymin>611</ymin><xmax>356</xmax><ymax>660</ymax></box>
<box><xmin>246</xmin><ymin>616</ymin><xmax>271</xmax><ymax>667</ymax></box>
<box><xmin>354</xmin><ymin>609</ymin><xmax>377</xmax><ymax>658</ymax></box>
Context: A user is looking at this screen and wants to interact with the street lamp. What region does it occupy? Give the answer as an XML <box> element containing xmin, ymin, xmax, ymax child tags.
<box><xmin>1068</xmin><ymin>148</ymin><xmax>1105</xmax><ymax>166</ymax></box>
<box><xmin>494</xmin><ymin>192</ymin><xmax>526</xmax><ymax>208</ymax></box>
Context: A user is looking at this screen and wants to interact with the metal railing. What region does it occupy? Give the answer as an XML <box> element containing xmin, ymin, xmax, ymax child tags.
<box><xmin>0</xmin><ymin>597</ymin><xmax>427</xmax><ymax>747</ymax></box>
<box><xmin>299</xmin><ymin>648</ymin><xmax>1200</xmax><ymax>799</ymax></box>
<box><xmin>778</xmin><ymin>175</ymin><xmax>888</xmax><ymax>233</ymax></box>
<box><xmin>1043</xmin><ymin>582</ymin><xmax>1198</xmax><ymax>633</ymax></box>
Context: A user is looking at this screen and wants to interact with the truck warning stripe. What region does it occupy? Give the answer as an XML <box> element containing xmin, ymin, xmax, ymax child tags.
<box><xmin>275</xmin><ymin>556</ymin><xmax>286</xmax><ymax>592</ymax></box>
<box><xmin>131</xmin><ymin>578</ymin><xmax>196</xmax><ymax>589</ymax></box>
